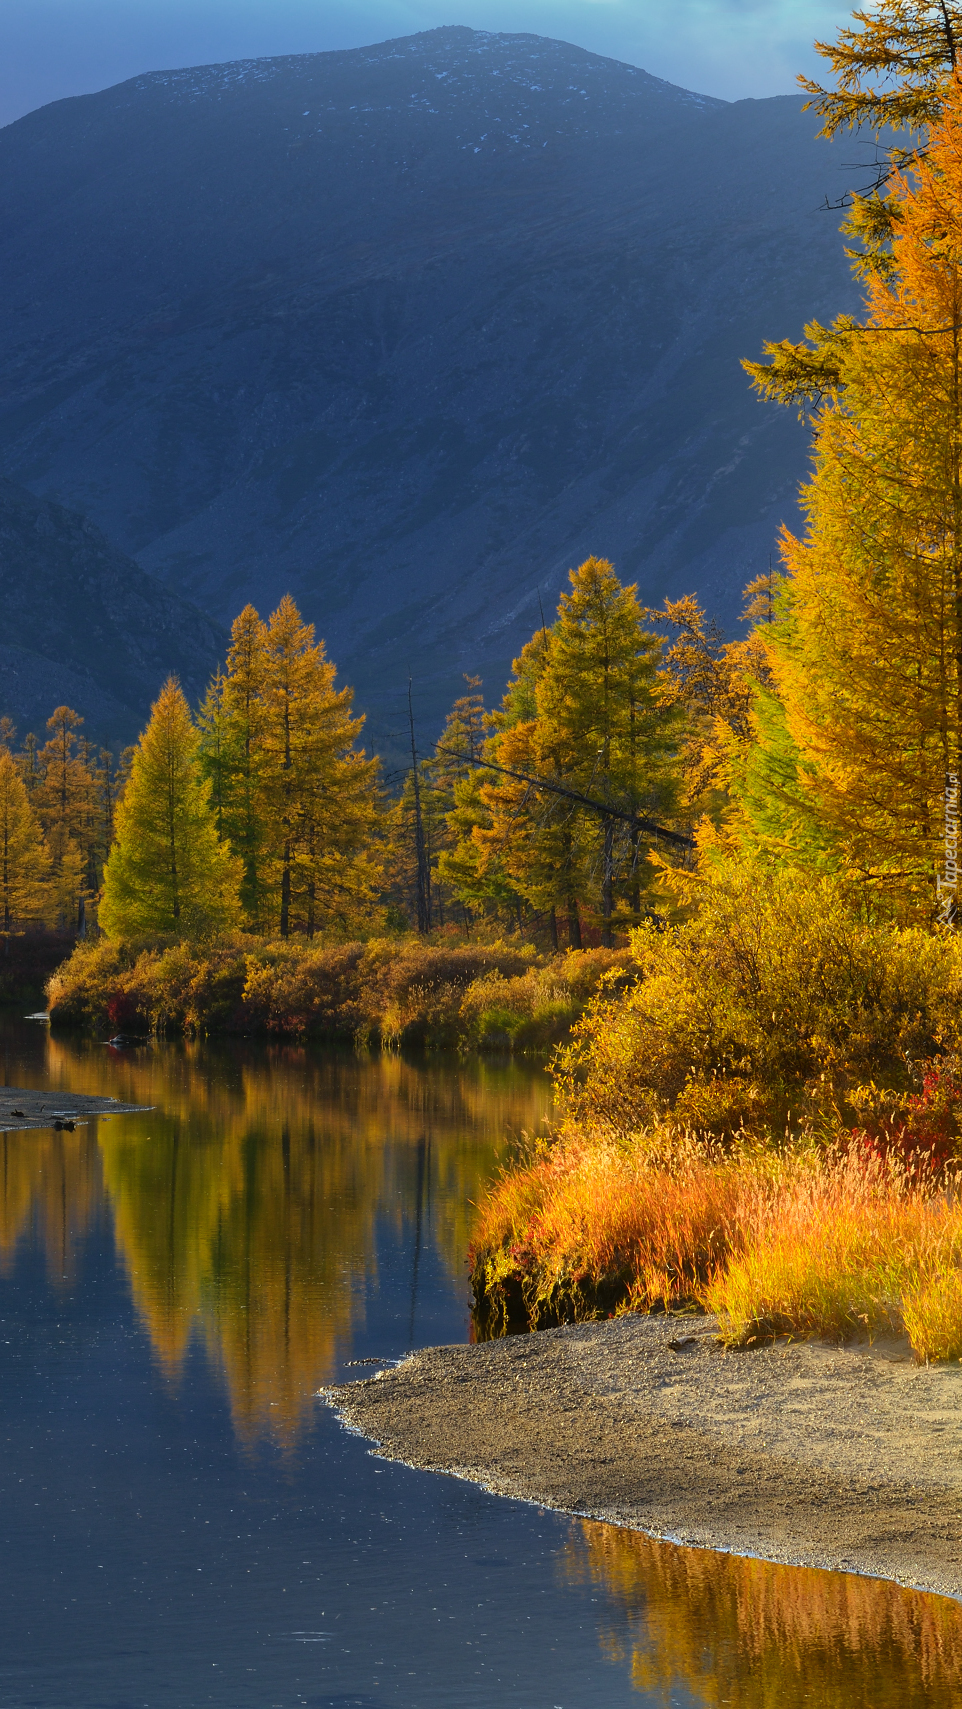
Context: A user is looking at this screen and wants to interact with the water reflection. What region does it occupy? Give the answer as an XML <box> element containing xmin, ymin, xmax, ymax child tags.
<box><xmin>1</xmin><ymin>1022</ymin><xmax>961</xmax><ymax>1706</ymax></box>
<box><xmin>0</xmin><ymin>1126</ymin><xmax>101</xmax><ymax>1288</ymax></box>
<box><xmin>0</xmin><ymin>1033</ymin><xmax>551</xmax><ymax>1448</ymax></box>
<box><xmin>565</xmin><ymin>1519</ymin><xmax>962</xmax><ymax>1707</ymax></box>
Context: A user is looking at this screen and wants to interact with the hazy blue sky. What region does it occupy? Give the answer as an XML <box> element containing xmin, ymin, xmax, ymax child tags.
<box><xmin>0</xmin><ymin>0</ymin><xmax>852</xmax><ymax>127</ymax></box>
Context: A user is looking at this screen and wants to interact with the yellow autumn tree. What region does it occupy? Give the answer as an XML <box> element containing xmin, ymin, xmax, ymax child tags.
<box><xmin>441</xmin><ymin>561</ymin><xmax>680</xmax><ymax>944</ymax></box>
<box><xmin>32</xmin><ymin>706</ymin><xmax>99</xmax><ymax>929</ymax></box>
<box><xmin>258</xmin><ymin>596</ymin><xmax>382</xmax><ymax>937</ymax></box>
<box><xmin>198</xmin><ymin>605</ymin><xmax>271</xmax><ymax>929</ymax></box>
<box><xmin>100</xmin><ymin>678</ymin><xmax>242</xmax><ymax>939</ymax></box>
<box><xmin>472</xmin><ymin>631</ymin><xmax>588</xmax><ymax>947</ymax></box>
<box><xmin>743</xmin><ymin>72</ymin><xmax>962</xmax><ymax>913</ymax></box>
<box><xmin>0</xmin><ymin>750</ymin><xmax>50</xmax><ymax>930</ymax></box>
<box><xmin>484</xmin><ymin>562</ymin><xmax>678</xmax><ymax>943</ymax></box>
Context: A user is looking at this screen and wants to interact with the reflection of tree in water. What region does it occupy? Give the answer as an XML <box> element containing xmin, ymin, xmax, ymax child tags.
<box><xmin>0</xmin><ymin>1128</ymin><xmax>101</xmax><ymax>1289</ymax></box>
<box><xmin>564</xmin><ymin>1519</ymin><xmax>962</xmax><ymax>1707</ymax></box>
<box><xmin>22</xmin><ymin>1035</ymin><xmax>550</xmax><ymax>1447</ymax></box>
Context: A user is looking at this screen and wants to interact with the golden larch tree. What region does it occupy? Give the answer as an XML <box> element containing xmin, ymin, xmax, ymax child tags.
<box><xmin>0</xmin><ymin>750</ymin><xmax>50</xmax><ymax>930</ymax></box>
<box><xmin>745</xmin><ymin>73</ymin><xmax>962</xmax><ymax>911</ymax></box>
<box><xmin>258</xmin><ymin>596</ymin><xmax>382</xmax><ymax>937</ymax></box>
<box><xmin>199</xmin><ymin>604</ymin><xmax>271</xmax><ymax>929</ymax></box>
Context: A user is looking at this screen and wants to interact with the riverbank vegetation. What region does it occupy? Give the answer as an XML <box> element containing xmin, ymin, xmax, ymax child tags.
<box><xmin>469</xmin><ymin>12</ymin><xmax>962</xmax><ymax>1352</ymax></box>
<box><xmin>47</xmin><ymin>934</ymin><xmax>630</xmax><ymax>1049</ymax></box>
<box><xmin>468</xmin><ymin>858</ymin><xmax>962</xmax><ymax>1350</ymax></box>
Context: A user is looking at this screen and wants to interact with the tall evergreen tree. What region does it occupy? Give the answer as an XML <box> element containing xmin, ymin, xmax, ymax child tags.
<box><xmin>100</xmin><ymin>678</ymin><xmax>242</xmax><ymax>939</ymax></box>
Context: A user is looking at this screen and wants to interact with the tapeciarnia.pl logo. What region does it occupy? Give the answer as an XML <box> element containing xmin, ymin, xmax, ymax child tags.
<box><xmin>937</xmin><ymin>771</ymin><xmax>959</xmax><ymax>927</ymax></box>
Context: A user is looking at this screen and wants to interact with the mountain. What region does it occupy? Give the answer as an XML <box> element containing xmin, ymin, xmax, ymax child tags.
<box><xmin>0</xmin><ymin>478</ymin><xmax>224</xmax><ymax>741</ymax></box>
<box><xmin>0</xmin><ymin>26</ymin><xmax>857</xmax><ymax>745</ymax></box>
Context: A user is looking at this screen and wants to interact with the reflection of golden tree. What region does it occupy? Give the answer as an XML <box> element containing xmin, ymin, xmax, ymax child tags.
<box><xmin>564</xmin><ymin>1520</ymin><xmax>962</xmax><ymax>1708</ymax></box>
<box><xmin>41</xmin><ymin>1033</ymin><xmax>550</xmax><ymax>1448</ymax></box>
<box><xmin>0</xmin><ymin>1128</ymin><xmax>100</xmax><ymax>1287</ymax></box>
<box><xmin>99</xmin><ymin>1112</ymin><xmax>375</xmax><ymax>1447</ymax></box>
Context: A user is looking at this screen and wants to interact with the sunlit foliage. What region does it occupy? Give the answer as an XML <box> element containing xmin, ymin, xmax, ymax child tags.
<box><xmin>99</xmin><ymin>678</ymin><xmax>242</xmax><ymax>939</ymax></box>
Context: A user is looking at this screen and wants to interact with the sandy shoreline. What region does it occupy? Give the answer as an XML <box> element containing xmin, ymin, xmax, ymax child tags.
<box><xmin>322</xmin><ymin>1314</ymin><xmax>962</xmax><ymax>1600</ymax></box>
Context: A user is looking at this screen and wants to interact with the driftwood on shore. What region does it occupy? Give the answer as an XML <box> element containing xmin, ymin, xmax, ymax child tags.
<box><xmin>322</xmin><ymin>1313</ymin><xmax>962</xmax><ymax>1601</ymax></box>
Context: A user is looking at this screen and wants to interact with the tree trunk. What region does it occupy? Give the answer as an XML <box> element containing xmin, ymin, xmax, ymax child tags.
<box><xmin>601</xmin><ymin>818</ymin><xmax>614</xmax><ymax>947</ymax></box>
<box><xmin>567</xmin><ymin>897</ymin><xmax>582</xmax><ymax>951</ymax></box>
<box><xmin>280</xmin><ymin>843</ymin><xmax>291</xmax><ymax>937</ymax></box>
<box><xmin>548</xmin><ymin>907</ymin><xmax>559</xmax><ymax>951</ymax></box>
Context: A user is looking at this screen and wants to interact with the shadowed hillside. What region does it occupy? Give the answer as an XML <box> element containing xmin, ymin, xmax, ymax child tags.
<box><xmin>0</xmin><ymin>478</ymin><xmax>225</xmax><ymax>740</ymax></box>
<box><xmin>0</xmin><ymin>27</ymin><xmax>858</xmax><ymax>743</ymax></box>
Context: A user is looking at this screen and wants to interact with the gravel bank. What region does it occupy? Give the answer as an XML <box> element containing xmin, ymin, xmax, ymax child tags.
<box><xmin>322</xmin><ymin>1314</ymin><xmax>962</xmax><ymax>1599</ymax></box>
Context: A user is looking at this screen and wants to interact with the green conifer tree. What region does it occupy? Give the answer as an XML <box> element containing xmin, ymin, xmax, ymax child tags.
<box><xmin>100</xmin><ymin>678</ymin><xmax>242</xmax><ymax>939</ymax></box>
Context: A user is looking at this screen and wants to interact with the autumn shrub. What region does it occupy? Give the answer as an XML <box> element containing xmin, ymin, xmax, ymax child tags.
<box><xmin>457</xmin><ymin>949</ymin><xmax>633</xmax><ymax>1052</ymax></box>
<box><xmin>556</xmin><ymin>855</ymin><xmax>962</xmax><ymax>1138</ymax></box>
<box><xmin>239</xmin><ymin>940</ymin><xmax>369</xmax><ymax>1036</ymax></box>
<box><xmin>46</xmin><ymin>933</ymin><xmax>620</xmax><ymax>1049</ymax></box>
<box><xmin>47</xmin><ymin>937</ymin><xmax>147</xmax><ymax>1030</ymax></box>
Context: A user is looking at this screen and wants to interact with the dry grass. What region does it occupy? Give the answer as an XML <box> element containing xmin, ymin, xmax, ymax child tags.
<box><xmin>470</xmin><ymin>1134</ymin><xmax>755</xmax><ymax>1330</ymax></box>
<box><xmin>469</xmin><ymin>1128</ymin><xmax>962</xmax><ymax>1359</ymax></box>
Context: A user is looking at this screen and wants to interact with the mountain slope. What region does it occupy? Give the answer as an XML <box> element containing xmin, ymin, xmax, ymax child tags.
<box><xmin>0</xmin><ymin>27</ymin><xmax>856</xmax><ymax>740</ymax></box>
<box><xmin>0</xmin><ymin>479</ymin><xmax>225</xmax><ymax>741</ymax></box>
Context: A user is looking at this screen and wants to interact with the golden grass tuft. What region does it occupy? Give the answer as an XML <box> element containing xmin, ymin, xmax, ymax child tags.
<box><xmin>902</xmin><ymin>1264</ymin><xmax>962</xmax><ymax>1363</ymax></box>
<box><xmin>470</xmin><ymin>1130</ymin><xmax>962</xmax><ymax>1359</ymax></box>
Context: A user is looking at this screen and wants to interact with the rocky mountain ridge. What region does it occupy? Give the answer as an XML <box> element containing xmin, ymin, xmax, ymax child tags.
<box><xmin>0</xmin><ymin>27</ymin><xmax>857</xmax><ymax>744</ymax></box>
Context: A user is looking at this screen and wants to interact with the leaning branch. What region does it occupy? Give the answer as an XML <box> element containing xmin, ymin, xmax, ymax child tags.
<box><xmin>434</xmin><ymin>744</ymin><xmax>694</xmax><ymax>850</ymax></box>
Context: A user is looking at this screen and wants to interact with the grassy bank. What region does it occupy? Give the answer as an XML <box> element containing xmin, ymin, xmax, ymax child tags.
<box><xmin>46</xmin><ymin>935</ymin><xmax>632</xmax><ymax>1050</ymax></box>
<box><xmin>469</xmin><ymin>1121</ymin><xmax>962</xmax><ymax>1359</ymax></box>
<box><xmin>469</xmin><ymin>856</ymin><xmax>962</xmax><ymax>1355</ymax></box>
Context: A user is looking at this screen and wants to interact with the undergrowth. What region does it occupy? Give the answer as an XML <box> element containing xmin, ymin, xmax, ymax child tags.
<box><xmin>469</xmin><ymin>856</ymin><xmax>962</xmax><ymax>1359</ymax></box>
<box><xmin>45</xmin><ymin>935</ymin><xmax>632</xmax><ymax>1051</ymax></box>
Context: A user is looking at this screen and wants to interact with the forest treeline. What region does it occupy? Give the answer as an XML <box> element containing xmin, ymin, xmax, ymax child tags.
<box><xmin>0</xmin><ymin>563</ymin><xmax>763</xmax><ymax>951</ymax></box>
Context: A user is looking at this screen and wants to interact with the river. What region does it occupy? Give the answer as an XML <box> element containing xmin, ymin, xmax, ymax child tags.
<box><xmin>0</xmin><ymin>1014</ymin><xmax>959</xmax><ymax>1708</ymax></box>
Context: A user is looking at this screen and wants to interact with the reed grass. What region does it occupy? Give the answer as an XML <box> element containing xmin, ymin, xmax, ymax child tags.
<box><xmin>469</xmin><ymin>1128</ymin><xmax>962</xmax><ymax>1359</ymax></box>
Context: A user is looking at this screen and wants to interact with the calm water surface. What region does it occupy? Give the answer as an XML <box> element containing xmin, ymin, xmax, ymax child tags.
<box><xmin>0</xmin><ymin>1016</ymin><xmax>959</xmax><ymax>1708</ymax></box>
